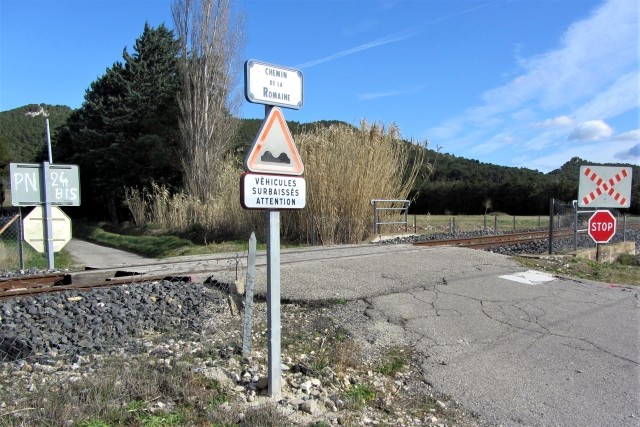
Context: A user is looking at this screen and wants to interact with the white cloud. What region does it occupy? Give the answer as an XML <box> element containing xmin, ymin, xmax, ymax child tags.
<box><xmin>613</xmin><ymin>129</ymin><xmax>640</xmax><ymax>142</ymax></box>
<box><xmin>478</xmin><ymin>0</ymin><xmax>637</xmax><ymax>114</ymax></box>
<box><xmin>341</xmin><ymin>19</ymin><xmax>378</xmax><ymax>37</ymax></box>
<box><xmin>568</xmin><ymin>120</ymin><xmax>613</xmax><ymax>141</ymax></box>
<box><xmin>572</xmin><ymin>72</ymin><xmax>640</xmax><ymax>121</ymax></box>
<box><xmin>298</xmin><ymin>2</ymin><xmax>499</xmax><ymax>69</ymax></box>
<box><xmin>425</xmin><ymin>0</ymin><xmax>638</xmax><ymax>172</ymax></box>
<box><xmin>470</xmin><ymin>140</ymin><xmax>509</xmax><ymax>155</ymax></box>
<box><xmin>516</xmin><ymin>139</ymin><xmax>638</xmax><ymax>173</ymax></box>
<box><xmin>613</xmin><ymin>143</ymin><xmax>639</xmax><ymax>162</ymax></box>
<box><xmin>534</xmin><ymin>115</ymin><xmax>574</xmax><ymax>128</ymax></box>
<box><xmin>359</xmin><ymin>85</ymin><xmax>425</xmax><ymax>100</ymax></box>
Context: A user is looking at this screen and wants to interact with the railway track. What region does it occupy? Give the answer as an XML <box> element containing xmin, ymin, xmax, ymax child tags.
<box><xmin>0</xmin><ymin>244</ymin><xmax>416</xmax><ymax>300</ymax></box>
<box><xmin>1</xmin><ymin>226</ymin><xmax>633</xmax><ymax>300</ymax></box>
<box><xmin>412</xmin><ymin>229</ymin><xmax>578</xmax><ymax>249</ymax></box>
<box><xmin>0</xmin><ymin>272</ymin><xmax>197</xmax><ymax>300</ymax></box>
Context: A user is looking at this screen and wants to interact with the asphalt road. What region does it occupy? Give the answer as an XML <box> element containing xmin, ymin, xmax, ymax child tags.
<box><xmin>66</xmin><ymin>239</ymin><xmax>640</xmax><ymax>426</ymax></box>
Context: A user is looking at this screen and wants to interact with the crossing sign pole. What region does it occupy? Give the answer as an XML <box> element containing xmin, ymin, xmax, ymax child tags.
<box><xmin>259</xmin><ymin>104</ymin><xmax>283</xmax><ymax>397</ymax></box>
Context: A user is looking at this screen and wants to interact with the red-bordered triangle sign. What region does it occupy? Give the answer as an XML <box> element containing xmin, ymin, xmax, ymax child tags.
<box><xmin>244</xmin><ymin>107</ymin><xmax>304</xmax><ymax>175</ymax></box>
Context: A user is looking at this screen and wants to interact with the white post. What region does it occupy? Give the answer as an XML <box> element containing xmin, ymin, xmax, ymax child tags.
<box><xmin>266</xmin><ymin>210</ymin><xmax>281</xmax><ymax>396</ymax></box>
<box><xmin>41</xmin><ymin>161</ymin><xmax>54</xmax><ymax>270</ymax></box>
<box><xmin>45</xmin><ymin>117</ymin><xmax>53</xmax><ymax>163</ymax></box>
<box><xmin>44</xmin><ymin>116</ymin><xmax>55</xmax><ymax>270</ymax></box>
<box><xmin>242</xmin><ymin>232</ymin><xmax>257</xmax><ymax>358</ymax></box>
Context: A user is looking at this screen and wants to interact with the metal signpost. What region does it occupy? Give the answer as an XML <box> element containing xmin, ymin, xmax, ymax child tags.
<box><xmin>243</xmin><ymin>60</ymin><xmax>305</xmax><ymax>397</ymax></box>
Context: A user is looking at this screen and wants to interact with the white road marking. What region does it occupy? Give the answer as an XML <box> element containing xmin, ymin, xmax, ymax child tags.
<box><xmin>499</xmin><ymin>270</ymin><xmax>555</xmax><ymax>285</ymax></box>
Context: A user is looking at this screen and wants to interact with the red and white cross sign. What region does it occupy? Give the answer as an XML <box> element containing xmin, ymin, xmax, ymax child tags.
<box><xmin>578</xmin><ymin>166</ymin><xmax>632</xmax><ymax>208</ymax></box>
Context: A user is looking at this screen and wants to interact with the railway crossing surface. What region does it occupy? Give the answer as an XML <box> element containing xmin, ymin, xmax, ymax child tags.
<box><xmin>66</xmin><ymin>239</ymin><xmax>640</xmax><ymax>427</ymax></box>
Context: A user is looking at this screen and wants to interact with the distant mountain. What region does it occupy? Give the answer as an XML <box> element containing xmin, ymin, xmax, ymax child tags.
<box><xmin>0</xmin><ymin>104</ymin><xmax>72</xmax><ymax>163</ymax></box>
<box><xmin>2</xmin><ymin>104</ymin><xmax>637</xmax><ymax>214</ymax></box>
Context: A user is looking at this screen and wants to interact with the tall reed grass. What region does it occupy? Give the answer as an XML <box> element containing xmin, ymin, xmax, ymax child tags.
<box><xmin>124</xmin><ymin>121</ymin><xmax>425</xmax><ymax>244</ymax></box>
<box><xmin>283</xmin><ymin>121</ymin><xmax>424</xmax><ymax>244</ymax></box>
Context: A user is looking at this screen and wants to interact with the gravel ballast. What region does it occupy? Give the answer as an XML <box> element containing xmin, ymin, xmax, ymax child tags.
<box><xmin>0</xmin><ymin>281</ymin><xmax>227</xmax><ymax>361</ymax></box>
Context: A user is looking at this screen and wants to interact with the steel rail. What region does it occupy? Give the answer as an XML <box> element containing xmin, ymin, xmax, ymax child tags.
<box><xmin>1</xmin><ymin>226</ymin><xmax>635</xmax><ymax>300</ymax></box>
<box><xmin>412</xmin><ymin>229</ymin><xmax>577</xmax><ymax>248</ymax></box>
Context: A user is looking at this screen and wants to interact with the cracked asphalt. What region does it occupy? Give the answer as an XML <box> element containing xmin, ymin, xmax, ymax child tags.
<box><xmin>68</xmin><ymin>240</ymin><xmax>640</xmax><ymax>426</ymax></box>
<box><xmin>268</xmin><ymin>245</ymin><xmax>640</xmax><ymax>427</ymax></box>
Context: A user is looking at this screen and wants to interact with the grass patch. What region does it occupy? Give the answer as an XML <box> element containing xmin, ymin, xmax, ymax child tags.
<box><xmin>72</xmin><ymin>221</ymin><xmax>194</xmax><ymax>258</ymax></box>
<box><xmin>344</xmin><ymin>384</ymin><xmax>376</xmax><ymax>410</ymax></box>
<box><xmin>516</xmin><ymin>254</ymin><xmax>640</xmax><ymax>286</ymax></box>
<box><xmin>0</xmin><ymin>354</ymin><xmax>233</xmax><ymax>427</ymax></box>
<box><xmin>411</xmin><ymin>214</ymin><xmax>549</xmax><ymax>234</ymax></box>
<box><xmin>72</xmin><ymin>220</ymin><xmax>286</xmax><ymax>258</ymax></box>
<box><xmin>616</xmin><ymin>253</ymin><xmax>640</xmax><ymax>266</ymax></box>
<box><xmin>0</xmin><ymin>240</ymin><xmax>76</xmax><ymax>271</ymax></box>
<box><xmin>376</xmin><ymin>347</ymin><xmax>411</xmax><ymax>376</ymax></box>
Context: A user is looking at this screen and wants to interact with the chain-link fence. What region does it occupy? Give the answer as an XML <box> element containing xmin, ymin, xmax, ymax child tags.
<box><xmin>1</xmin><ymin>212</ymin><xmax>61</xmax><ymax>272</ymax></box>
<box><xmin>549</xmin><ymin>198</ymin><xmax>635</xmax><ymax>254</ymax></box>
<box><xmin>0</xmin><ymin>214</ymin><xmax>24</xmax><ymax>271</ymax></box>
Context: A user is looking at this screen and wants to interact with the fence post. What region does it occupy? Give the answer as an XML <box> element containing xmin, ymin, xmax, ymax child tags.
<box><xmin>18</xmin><ymin>208</ymin><xmax>24</xmax><ymax>270</ymax></box>
<box><xmin>242</xmin><ymin>232</ymin><xmax>257</xmax><ymax>359</ymax></box>
<box><xmin>494</xmin><ymin>215</ymin><xmax>497</xmax><ymax>233</ymax></box>
<box><xmin>513</xmin><ymin>215</ymin><xmax>516</xmax><ymax>231</ymax></box>
<box><xmin>548</xmin><ymin>198</ymin><xmax>554</xmax><ymax>254</ymax></box>
<box><xmin>404</xmin><ymin>201</ymin><xmax>408</xmax><ymax>233</ymax></box>
<box><xmin>573</xmin><ymin>201</ymin><xmax>578</xmax><ymax>251</ymax></box>
<box><xmin>372</xmin><ymin>201</ymin><xmax>378</xmax><ymax>234</ymax></box>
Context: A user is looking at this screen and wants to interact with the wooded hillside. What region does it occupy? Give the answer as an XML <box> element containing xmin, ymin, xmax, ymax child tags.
<box><xmin>0</xmin><ymin>104</ymin><xmax>72</xmax><ymax>163</ymax></box>
<box><xmin>1</xmin><ymin>105</ymin><xmax>638</xmax><ymax>216</ymax></box>
<box><xmin>410</xmin><ymin>154</ymin><xmax>639</xmax><ymax>215</ymax></box>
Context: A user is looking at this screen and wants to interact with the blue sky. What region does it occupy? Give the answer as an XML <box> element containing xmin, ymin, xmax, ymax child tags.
<box><xmin>1</xmin><ymin>0</ymin><xmax>638</xmax><ymax>173</ymax></box>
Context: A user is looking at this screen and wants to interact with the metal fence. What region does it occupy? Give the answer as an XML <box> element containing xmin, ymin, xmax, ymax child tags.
<box><xmin>0</xmin><ymin>214</ymin><xmax>24</xmax><ymax>271</ymax></box>
<box><xmin>548</xmin><ymin>198</ymin><xmax>632</xmax><ymax>254</ymax></box>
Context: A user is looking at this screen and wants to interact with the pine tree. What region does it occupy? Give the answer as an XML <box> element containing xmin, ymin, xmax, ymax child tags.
<box><xmin>54</xmin><ymin>23</ymin><xmax>181</xmax><ymax>222</ymax></box>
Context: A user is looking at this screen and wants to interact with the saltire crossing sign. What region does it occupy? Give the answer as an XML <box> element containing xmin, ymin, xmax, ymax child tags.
<box><xmin>578</xmin><ymin>166</ymin><xmax>632</xmax><ymax>208</ymax></box>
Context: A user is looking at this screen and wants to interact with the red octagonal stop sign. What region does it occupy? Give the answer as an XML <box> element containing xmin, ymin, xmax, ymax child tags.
<box><xmin>588</xmin><ymin>210</ymin><xmax>617</xmax><ymax>243</ymax></box>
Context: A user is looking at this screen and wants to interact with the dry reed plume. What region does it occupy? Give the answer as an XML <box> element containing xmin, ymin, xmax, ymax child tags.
<box><xmin>282</xmin><ymin>121</ymin><xmax>425</xmax><ymax>244</ymax></box>
<box><xmin>125</xmin><ymin>121</ymin><xmax>425</xmax><ymax>244</ymax></box>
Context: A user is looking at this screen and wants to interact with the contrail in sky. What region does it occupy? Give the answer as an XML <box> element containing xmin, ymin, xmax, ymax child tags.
<box><xmin>296</xmin><ymin>2</ymin><xmax>498</xmax><ymax>69</ymax></box>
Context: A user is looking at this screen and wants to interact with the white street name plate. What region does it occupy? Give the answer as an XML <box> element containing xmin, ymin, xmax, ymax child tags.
<box><xmin>241</xmin><ymin>172</ymin><xmax>306</xmax><ymax>210</ymax></box>
<box><xmin>244</xmin><ymin>60</ymin><xmax>303</xmax><ymax>109</ymax></box>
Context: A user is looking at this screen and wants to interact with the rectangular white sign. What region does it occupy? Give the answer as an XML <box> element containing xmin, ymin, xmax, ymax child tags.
<box><xmin>244</xmin><ymin>60</ymin><xmax>303</xmax><ymax>109</ymax></box>
<box><xmin>241</xmin><ymin>173</ymin><xmax>306</xmax><ymax>210</ymax></box>
<box><xmin>578</xmin><ymin>166</ymin><xmax>632</xmax><ymax>208</ymax></box>
<box><xmin>10</xmin><ymin>162</ymin><xmax>81</xmax><ymax>206</ymax></box>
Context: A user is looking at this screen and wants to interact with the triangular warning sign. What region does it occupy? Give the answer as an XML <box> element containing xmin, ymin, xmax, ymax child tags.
<box><xmin>244</xmin><ymin>107</ymin><xmax>304</xmax><ymax>175</ymax></box>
